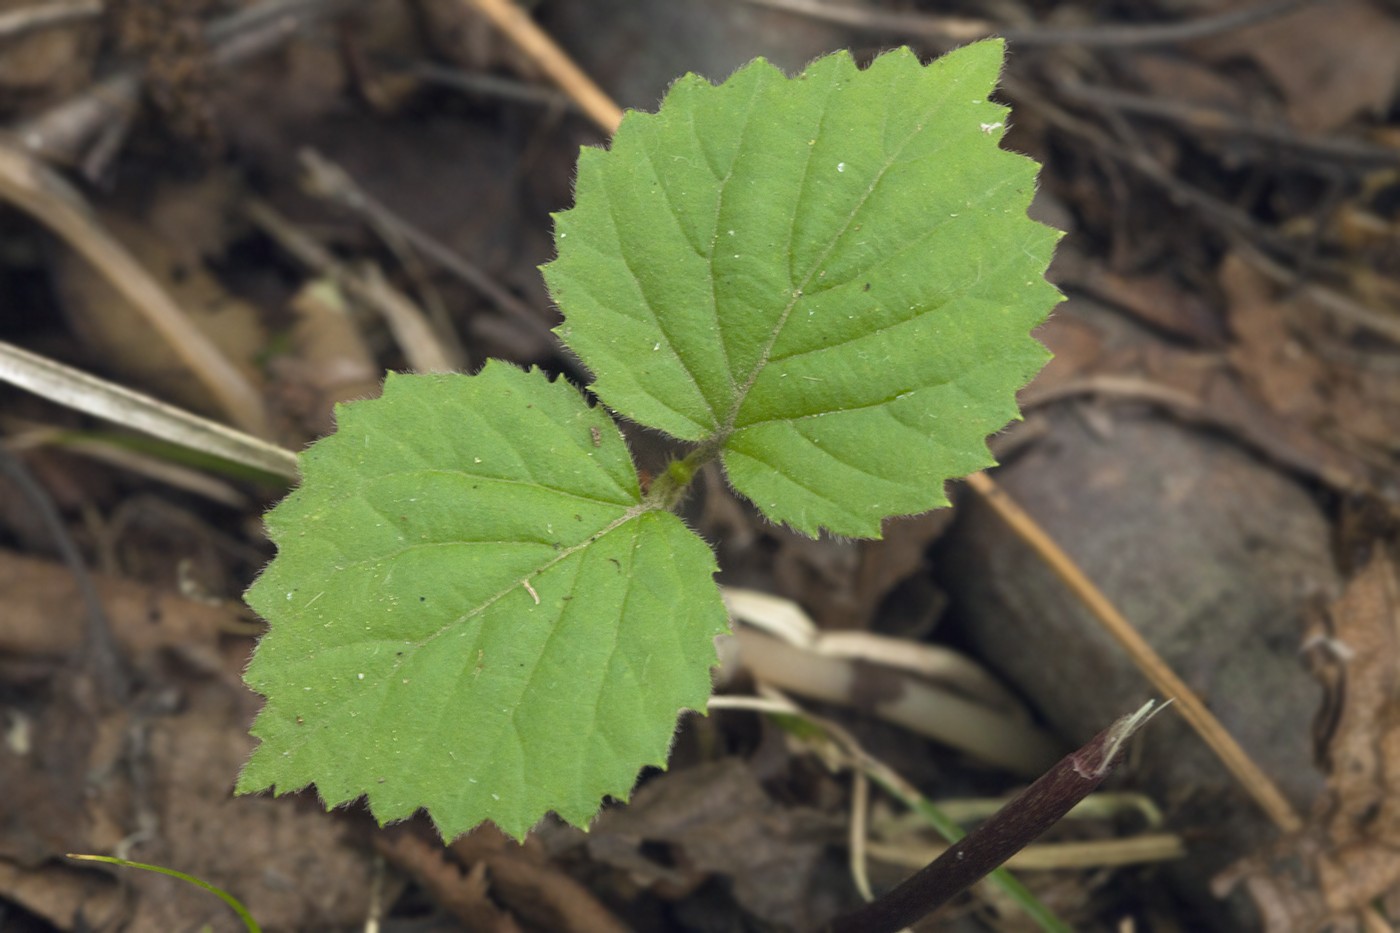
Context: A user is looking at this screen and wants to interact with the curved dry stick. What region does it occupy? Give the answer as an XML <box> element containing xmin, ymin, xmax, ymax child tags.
<box><xmin>731</xmin><ymin>0</ymin><xmax>1316</xmax><ymax>47</ymax></box>
<box><xmin>0</xmin><ymin>145</ymin><xmax>269</xmax><ymax>436</ymax></box>
<box><xmin>726</xmin><ymin>0</ymin><xmax>993</xmax><ymax>42</ymax></box>
<box><xmin>722</xmin><ymin>585</ymin><xmax>1030</xmax><ymax>714</ymax></box>
<box><xmin>963</xmin><ymin>470</ymin><xmax>1304</xmax><ymax>834</ymax></box>
<box><xmin>1019</xmin><ymin>374</ymin><xmax>1204</xmax><ymax>413</ymax></box>
<box><xmin>244</xmin><ymin>198</ymin><xmax>457</xmax><ymax>374</ymax></box>
<box><xmin>297</xmin><ymin>148</ymin><xmax>544</xmax><ymax>350</ymax></box>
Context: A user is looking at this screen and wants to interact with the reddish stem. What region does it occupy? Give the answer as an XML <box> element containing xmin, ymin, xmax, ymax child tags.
<box><xmin>821</xmin><ymin>702</ymin><xmax>1162</xmax><ymax>933</ymax></box>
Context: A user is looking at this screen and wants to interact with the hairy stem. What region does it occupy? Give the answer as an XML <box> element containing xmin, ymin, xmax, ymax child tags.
<box><xmin>642</xmin><ymin>443</ymin><xmax>720</xmax><ymax>512</ymax></box>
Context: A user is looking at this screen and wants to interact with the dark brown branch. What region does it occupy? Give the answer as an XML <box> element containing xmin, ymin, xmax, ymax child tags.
<box><xmin>820</xmin><ymin>702</ymin><xmax>1164</xmax><ymax>933</ymax></box>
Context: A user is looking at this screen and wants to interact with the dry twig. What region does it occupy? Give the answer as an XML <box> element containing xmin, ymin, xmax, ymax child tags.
<box><xmin>727</xmin><ymin>0</ymin><xmax>992</xmax><ymax>42</ymax></box>
<box><xmin>297</xmin><ymin>148</ymin><xmax>550</xmax><ymax>349</ymax></box>
<box><xmin>461</xmin><ymin>0</ymin><xmax>623</xmax><ymax>134</ymax></box>
<box><xmin>866</xmin><ymin>834</ymin><xmax>1185</xmax><ymax>872</ymax></box>
<box><xmin>4</xmin><ymin>426</ymin><xmax>249</xmax><ymax>508</ymax></box>
<box><xmin>731</xmin><ymin>0</ymin><xmax>1317</xmax><ymax>47</ymax></box>
<box><xmin>849</xmin><ymin>769</ymin><xmax>875</xmax><ymax>902</ymax></box>
<box><xmin>245</xmin><ymin>199</ymin><xmax>459</xmax><ymax>374</ymax></box>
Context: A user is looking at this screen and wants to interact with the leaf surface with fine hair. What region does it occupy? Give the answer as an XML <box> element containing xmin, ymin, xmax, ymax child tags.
<box><xmin>238</xmin><ymin>363</ymin><xmax>728</xmax><ymax>838</ymax></box>
<box><xmin>545</xmin><ymin>40</ymin><xmax>1060</xmax><ymax>537</ymax></box>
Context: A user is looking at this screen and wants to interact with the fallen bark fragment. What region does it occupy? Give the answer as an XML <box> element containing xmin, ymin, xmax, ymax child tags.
<box><xmin>1217</xmin><ymin>550</ymin><xmax>1400</xmax><ymax>932</ymax></box>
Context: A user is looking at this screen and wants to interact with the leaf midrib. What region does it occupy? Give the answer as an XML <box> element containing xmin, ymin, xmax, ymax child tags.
<box><xmin>354</xmin><ymin>467</ymin><xmax>640</xmax><ymax>509</ymax></box>
<box><xmin>325</xmin><ymin>503</ymin><xmax>661</xmax><ymax>813</ymax></box>
<box><xmin>274</xmin><ymin>500</ymin><xmax>664</xmax><ymax>762</ymax></box>
<box><xmin>714</xmin><ymin>65</ymin><xmax>958</xmax><ymax>446</ymax></box>
<box><xmin>370</xmin><ymin>499</ymin><xmax>661</xmax><ymax>660</ymax></box>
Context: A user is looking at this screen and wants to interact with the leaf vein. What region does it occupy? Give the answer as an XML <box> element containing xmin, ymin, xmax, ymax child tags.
<box><xmin>599</xmin><ymin>174</ymin><xmax>719</xmax><ymax>426</ymax></box>
<box><xmin>720</xmin><ymin>64</ymin><xmax>970</xmax><ymax>439</ymax></box>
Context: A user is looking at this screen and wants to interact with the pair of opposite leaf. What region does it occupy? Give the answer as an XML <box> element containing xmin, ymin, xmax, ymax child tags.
<box><xmin>238</xmin><ymin>39</ymin><xmax>1063</xmax><ymax>840</ymax></box>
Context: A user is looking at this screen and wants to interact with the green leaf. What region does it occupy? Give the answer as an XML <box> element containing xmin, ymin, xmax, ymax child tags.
<box><xmin>544</xmin><ymin>40</ymin><xmax>1060</xmax><ymax>537</ymax></box>
<box><xmin>238</xmin><ymin>363</ymin><xmax>728</xmax><ymax>839</ymax></box>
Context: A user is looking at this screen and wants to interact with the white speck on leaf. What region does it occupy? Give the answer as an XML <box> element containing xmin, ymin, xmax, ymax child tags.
<box><xmin>981</xmin><ymin>122</ymin><xmax>1003</xmax><ymax>134</ymax></box>
<box><xmin>837</xmin><ymin>162</ymin><xmax>845</xmax><ymax>172</ymax></box>
<box><xmin>358</xmin><ymin>673</ymin><xmax>365</xmax><ymax>679</ymax></box>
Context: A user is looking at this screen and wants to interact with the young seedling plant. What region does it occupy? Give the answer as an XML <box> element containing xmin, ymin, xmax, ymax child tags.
<box><xmin>235</xmin><ymin>36</ymin><xmax>1099</xmax><ymax>929</ymax></box>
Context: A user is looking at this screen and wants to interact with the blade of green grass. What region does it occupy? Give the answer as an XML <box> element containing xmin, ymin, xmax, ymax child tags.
<box><xmin>67</xmin><ymin>854</ymin><xmax>262</xmax><ymax>933</ymax></box>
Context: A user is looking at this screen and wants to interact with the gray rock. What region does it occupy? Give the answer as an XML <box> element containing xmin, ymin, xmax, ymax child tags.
<box><xmin>939</xmin><ymin>406</ymin><xmax>1337</xmax><ymax>921</ymax></box>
